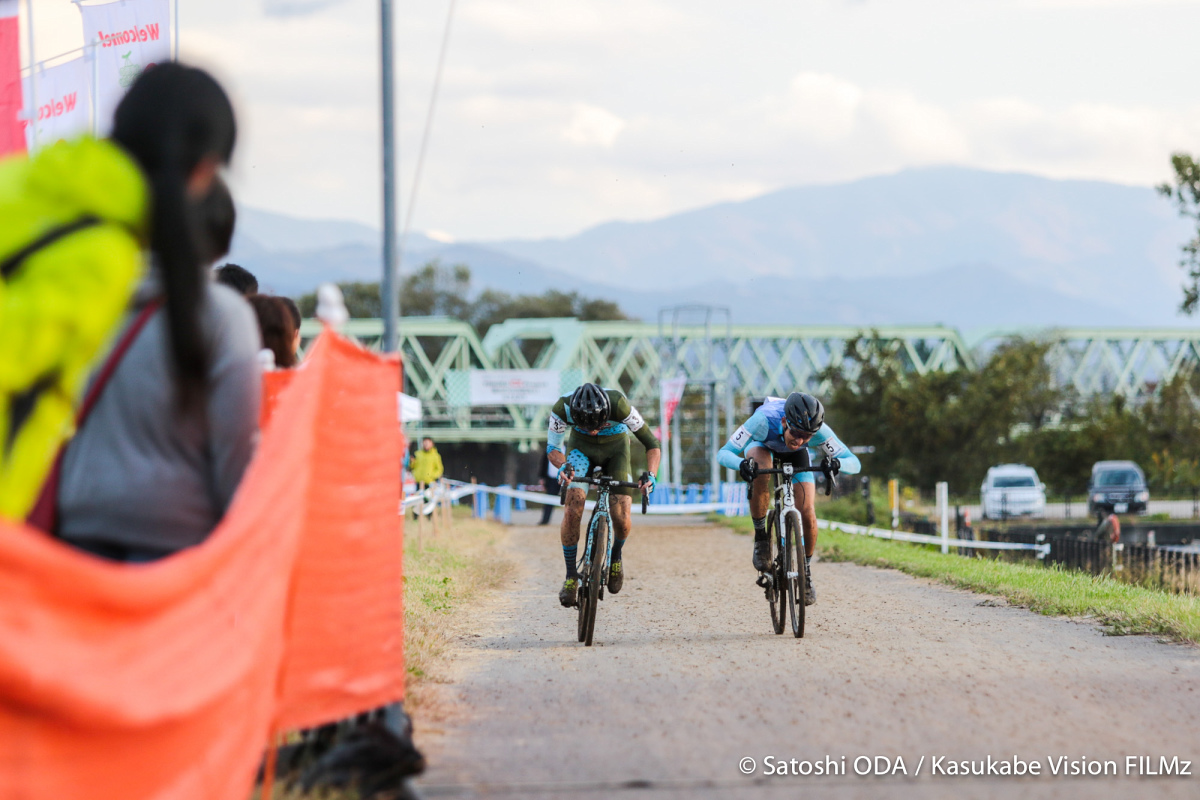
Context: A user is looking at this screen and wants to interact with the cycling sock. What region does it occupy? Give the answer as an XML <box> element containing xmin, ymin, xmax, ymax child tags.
<box><xmin>611</xmin><ymin>536</ymin><xmax>625</xmax><ymax>562</ymax></box>
<box><xmin>752</xmin><ymin>516</ymin><xmax>768</xmax><ymax>541</ymax></box>
<box><xmin>563</xmin><ymin>545</ymin><xmax>578</xmax><ymax>578</ymax></box>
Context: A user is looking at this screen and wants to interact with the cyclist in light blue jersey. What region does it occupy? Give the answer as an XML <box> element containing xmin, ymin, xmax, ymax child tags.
<box><xmin>718</xmin><ymin>392</ymin><xmax>860</xmax><ymax>604</ymax></box>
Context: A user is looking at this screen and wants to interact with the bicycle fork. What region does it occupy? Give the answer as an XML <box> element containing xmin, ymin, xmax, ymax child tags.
<box><xmin>580</xmin><ymin>495</ymin><xmax>613</xmax><ymax>599</ymax></box>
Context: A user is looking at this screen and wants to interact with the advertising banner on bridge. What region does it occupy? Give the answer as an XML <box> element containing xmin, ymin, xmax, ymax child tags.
<box><xmin>80</xmin><ymin>0</ymin><xmax>169</xmax><ymax>134</ymax></box>
<box><xmin>398</xmin><ymin>391</ymin><xmax>422</xmax><ymax>423</ymax></box>
<box><xmin>469</xmin><ymin>370</ymin><xmax>561</xmax><ymax>406</ymax></box>
<box><xmin>23</xmin><ymin>57</ymin><xmax>90</xmax><ymax>149</ymax></box>
<box><xmin>0</xmin><ymin>0</ymin><xmax>22</xmax><ymax>156</ymax></box>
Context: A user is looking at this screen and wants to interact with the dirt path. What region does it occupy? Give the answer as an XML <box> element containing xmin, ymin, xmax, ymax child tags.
<box><xmin>411</xmin><ymin>517</ymin><xmax>1200</xmax><ymax>799</ymax></box>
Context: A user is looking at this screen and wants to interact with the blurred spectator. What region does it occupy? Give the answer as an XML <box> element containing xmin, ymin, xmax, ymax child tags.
<box><xmin>0</xmin><ymin>119</ymin><xmax>155</xmax><ymax>519</ymax></box>
<box><xmin>215</xmin><ymin>263</ymin><xmax>258</xmax><ymax>296</ymax></box>
<box><xmin>56</xmin><ymin>64</ymin><xmax>261</xmax><ymax>562</ymax></box>
<box><xmin>538</xmin><ymin>450</ymin><xmax>560</xmax><ymax>525</ymax></box>
<box><xmin>280</xmin><ymin>296</ymin><xmax>303</xmax><ymax>360</ymax></box>
<box><xmin>410</xmin><ymin>438</ymin><xmax>444</xmax><ymax>487</ymax></box>
<box><xmin>200</xmin><ymin>177</ymin><xmax>235</xmax><ymax>265</ymax></box>
<box><xmin>249</xmin><ymin>295</ymin><xmax>298</xmax><ymax>370</ymax></box>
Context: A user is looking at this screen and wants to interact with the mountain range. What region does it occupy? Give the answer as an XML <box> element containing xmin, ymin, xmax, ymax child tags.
<box><xmin>227</xmin><ymin>167</ymin><xmax>1198</xmax><ymax>333</ymax></box>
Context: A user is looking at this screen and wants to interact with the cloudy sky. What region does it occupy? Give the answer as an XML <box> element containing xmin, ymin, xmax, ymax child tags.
<box><xmin>22</xmin><ymin>0</ymin><xmax>1200</xmax><ymax>239</ymax></box>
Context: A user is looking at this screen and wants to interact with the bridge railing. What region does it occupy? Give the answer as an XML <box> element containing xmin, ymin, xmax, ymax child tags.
<box><xmin>302</xmin><ymin>318</ymin><xmax>1200</xmax><ymax>441</ymax></box>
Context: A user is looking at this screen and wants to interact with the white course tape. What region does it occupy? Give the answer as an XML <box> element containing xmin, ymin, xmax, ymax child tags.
<box><xmin>402</xmin><ymin>483</ymin><xmax>1047</xmax><ymax>552</ymax></box>
<box><xmin>425</xmin><ymin>481</ymin><xmax>744</xmax><ymax>515</ymax></box>
<box><xmin>821</xmin><ymin>519</ymin><xmax>1051</xmax><ymax>556</ymax></box>
<box><xmin>401</xmin><ymin>483</ymin><xmax>477</xmax><ymax>514</ymax></box>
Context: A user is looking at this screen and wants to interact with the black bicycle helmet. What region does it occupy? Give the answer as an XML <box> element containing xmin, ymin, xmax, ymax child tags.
<box><xmin>570</xmin><ymin>383</ymin><xmax>611</xmax><ymax>430</ymax></box>
<box><xmin>784</xmin><ymin>392</ymin><xmax>824</xmax><ymax>433</ymax></box>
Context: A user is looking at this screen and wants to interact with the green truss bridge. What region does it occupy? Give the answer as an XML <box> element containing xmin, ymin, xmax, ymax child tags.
<box><xmin>298</xmin><ymin>318</ymin><xmax>1200</xmax><ymax>445</ymax></box>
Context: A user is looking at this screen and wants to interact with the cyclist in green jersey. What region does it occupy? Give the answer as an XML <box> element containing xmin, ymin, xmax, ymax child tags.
<box><xmin>546</xmin><ymin>383</ymin><xmax>661</xmax><ymax>607</ymax></box>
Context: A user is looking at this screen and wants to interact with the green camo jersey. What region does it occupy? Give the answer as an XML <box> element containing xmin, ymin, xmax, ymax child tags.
<box><xmin>546</xmin><ymin>388</ymin><xmax>660</xmax><ymax>453</ymax></box>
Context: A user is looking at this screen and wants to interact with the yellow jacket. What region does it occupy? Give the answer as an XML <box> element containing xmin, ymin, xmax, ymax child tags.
<box><xmin>0</xmin><ymin>137</ymin><xmax>148</xmax><ymax>519</ymax></box>
<box><xmin>409</xmin><ymin>447</ymin><xmax>444</xmax><ymax>485</ymax></box>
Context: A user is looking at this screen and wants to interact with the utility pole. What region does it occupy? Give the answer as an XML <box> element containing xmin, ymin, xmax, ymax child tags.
<box><xmin>380</xmin><ymin>0</ymin><xmax>399</xmax><ymax>352</ymax></box>
<box><xmin>23</xmin><ymin>0</ymin><xmax>36</xmax><ymax>152</ymax></box>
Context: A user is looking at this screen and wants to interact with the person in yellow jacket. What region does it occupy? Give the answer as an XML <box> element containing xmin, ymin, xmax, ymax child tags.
<box><xmin>0</xmin><ymin>63</ymin><xmax>237</xmax><ymax>522</ymax></box>
<box><xmin>409</xmin><ymin>437</ymin><xmax>444</xmax><ymax>486</ymax></box>
<box><xmin>0</xmin><ymin>139</ymin><xmax>147</xmax><ymax>520</ymax></box>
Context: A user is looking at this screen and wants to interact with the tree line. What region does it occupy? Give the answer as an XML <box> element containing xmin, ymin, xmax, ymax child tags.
<box><xmin>823</xmin><ymin>337</ymin><xmax>1200</xmax><ymax>497</ymax></box>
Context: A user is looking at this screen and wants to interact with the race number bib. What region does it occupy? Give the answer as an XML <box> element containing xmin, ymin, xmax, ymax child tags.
<box><xmin>622</xmin><ymin>407</ymin><xmax>646</xmax><ymax>431</ymax></box>
<box><xmin>730</xmin><ymin>425</ymin><xmax>752</xmax><ymax>448</ymax></box>
<box><xmin>819</xmin><ymin>439</ymin><xmax>839</xmax><ymax>458</ymax></box>
<box><xmin>548</xmin><ymin>414</ymin><xmax>568</xmax><ymax>434</ymax></box>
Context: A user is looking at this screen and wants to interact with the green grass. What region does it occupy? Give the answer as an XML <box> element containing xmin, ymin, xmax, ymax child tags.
<box><xmin>714</xmin><ymin>513</ymin><xmax>1200</xmax><ymax>643</ymax></box>
<box><xmin>814</xmin><ymin>491</ymin><xmax>878</xmax><ymax>525</ymax></box>
<box><xmin>403</xmin><ymin>514</ymin><xmax>513</xmax><ymax>688</ymax></box>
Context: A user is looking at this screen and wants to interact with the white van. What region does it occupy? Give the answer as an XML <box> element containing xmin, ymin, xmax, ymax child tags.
<box><xmin>980</xmin><ymin>464</ymin><xmax>1046</xmax><ymax>519</ymax></box>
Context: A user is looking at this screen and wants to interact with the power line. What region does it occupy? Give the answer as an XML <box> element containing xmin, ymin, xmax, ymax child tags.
<box><xmin>398</xmin><ymin>0</ymin><xmax>457</xmax><ymax>270</ymax></box>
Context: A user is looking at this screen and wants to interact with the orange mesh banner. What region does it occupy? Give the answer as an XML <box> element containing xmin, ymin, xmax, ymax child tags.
<box><xmin>260</xmin><ymin>369</ymin><xmax>295</xmax><ymax>429</ymax></box>
<box><xmin>0</xmin><ymin>330</ymin><xmax>404</xmax><ymax>799</ymax></box>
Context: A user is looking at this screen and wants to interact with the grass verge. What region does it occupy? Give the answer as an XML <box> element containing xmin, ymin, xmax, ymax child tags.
<box><xmin>714</xmin><ymin>513</ymin><xmax>1200</xmax><ymax>644</ymax></box>
<box><xmin>404</xmin><ymin>510</ymin><xmax>514</xmax><ymax>701</ymax></box>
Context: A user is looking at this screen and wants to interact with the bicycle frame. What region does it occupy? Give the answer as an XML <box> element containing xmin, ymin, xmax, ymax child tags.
<box><xmin>564</xmin><ymin>470</ymin><xmax>648</xmax><ymax>579</ymax></box>
<box><xmin>579</xmin><ymin>483</ymin><xmax>615</xmax><ymax>583</ymax></box>
<box><xmin>756</xmin><ymin>459</ymin><xmax>834</xmax><ymax>586</ymax></box>
<box><xmin>752</xmin><ymin>458</ymin><xmax>839</xmax><ymax>638</ymax></box>
<box><xmin>561</xmin><ymin>469</ymin><xmax>648</xmax><ymax>645</ymax></box>
<box><xmin>772</xmin><ymin>462</ymin><xmax>803</xmax><ymax>568</ymax></box>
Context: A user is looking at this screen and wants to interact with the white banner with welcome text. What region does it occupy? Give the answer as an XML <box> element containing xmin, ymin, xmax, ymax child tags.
<box><xmin>23</xmin><ymin>57</ymin><xmax>90</xmax><ymax>149</ymax></box>
<box><xmin>469</xmin><ymin>370</ymin><xmax>561</xmax><ymax>406</ymax></box>
<box><xmin>81</xmin><ymin>0</ymin><xmax>170</xmax><ymax>134</ymax></box>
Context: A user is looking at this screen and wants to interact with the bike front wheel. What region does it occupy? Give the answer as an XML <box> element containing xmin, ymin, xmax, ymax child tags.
<box><xmin>576</xmin><ymin>569</ymin><xmax>589</xmax><ymax>643</ymax></box>
<box><xmin>582</xmin><ymin>514</ymin><xmax>607</xmax><ymax>646</ymax></box>
<box><xmin>785</xmin><ymin>510</ymin><xmax>807</xmax><ymax>638</ymax></box>
<box><xmin>766</xmin><ymin>510</ymin><xmax>784</xmax><ymax>634</ymax></box>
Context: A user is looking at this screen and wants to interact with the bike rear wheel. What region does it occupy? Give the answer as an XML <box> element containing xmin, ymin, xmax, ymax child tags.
<box><xmin>583</xmin><ymin>515</ymin><xmax>607</xmax><ymax>646</ymax></box>
<box><xmin>766</xmin><ymin>510</ymin><xmax>784</xmax><ymax>634</ymax></box>
<box><xmin>785</xmin><ymin>510</ymin><xmax>806</xmax><ymax>638</ymax></box>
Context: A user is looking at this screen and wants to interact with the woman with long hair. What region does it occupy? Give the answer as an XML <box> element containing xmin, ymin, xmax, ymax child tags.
<box><xmin>248</xmin><ymin>295</ymin><xmax>298</xmax><ymax>370</ymax></box>
<box><xmin>54</xmin><ymin>64</ymin><xmax>262</xmax><ymax>561</ymax></box>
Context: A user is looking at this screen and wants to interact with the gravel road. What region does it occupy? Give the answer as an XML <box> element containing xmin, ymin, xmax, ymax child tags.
<box><xmin>411</xmin><ymin>517</ymin><xmax>1200</xmax><ymax>799</ymax></box>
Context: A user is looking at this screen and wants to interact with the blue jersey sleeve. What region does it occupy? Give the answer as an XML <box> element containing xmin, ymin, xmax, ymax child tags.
<box><xmin>718</xmin><ymin>410</ymin><xmax>770</xmax><ymax>471</ymax></box>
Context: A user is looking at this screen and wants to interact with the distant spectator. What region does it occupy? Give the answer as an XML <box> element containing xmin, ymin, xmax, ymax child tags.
<box><xmin>57</xmin><ymin>64</ymin><xmax>261</xmax><ymax>562</ymax></box>
<box><xmin>280</xmin><ymin>296</ymin><xmax>303</xmax><ymax>359</ymax></box>
<box><xmin>538</xmin><ymin>450</ymin><xmax>560</xmax><ymax>525</ymax></box>
<box><xmin>249</xmin><ymin>295</ymin><xmax>298</xmax><ymax>370</ymax></box>
<box><xmin>410</xmin><ymin>438</ymin><xmax>444</xmax><ymax>487</ymax></box>
<box><xmin>215</xmin><ymin>263</ymin><xmax>258</xmax><ymax>296</ymax></box>
<box><xmin>200</xmin><ymin>177</ymin><xmax>235</xmax><ymax>265</ymax></box>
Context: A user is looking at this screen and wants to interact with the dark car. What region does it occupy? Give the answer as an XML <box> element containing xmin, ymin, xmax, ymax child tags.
<box><xmin>1087</xmin><ymin>461</ymin><xmax>1149</xmax><ymax>519</ymax></box>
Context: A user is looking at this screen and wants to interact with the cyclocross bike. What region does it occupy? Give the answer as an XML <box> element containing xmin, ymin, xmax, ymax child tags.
<box><xmin>755</xmin><ymin>457</ymin><xmax>838</xmax><ymax>638</ymax></box>
<box><xmin>560</xmin><ymin>468</ymin><xmax>649</xmax><ymax>646</ymax></box>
